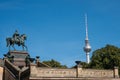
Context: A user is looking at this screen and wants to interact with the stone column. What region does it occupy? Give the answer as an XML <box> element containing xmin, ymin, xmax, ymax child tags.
<box><xmin>114</xmin><ymin>67</ymin><xmax>119</xmax><ymax>78</ymax></box>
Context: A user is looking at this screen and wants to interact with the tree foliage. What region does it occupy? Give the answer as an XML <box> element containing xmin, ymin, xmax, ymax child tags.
<box><xmin>80</xmin><ymin>62</ymin><xmax>89</xmax><ymax>68</ymax></box>
<box><xmin>90</xmin><ymin>44</ymin><xmax>120</xmax><ymax>69</ymax></box>
<box><xmin>42</xmin><ymin>59</ymin><xmax>67</xmax><ymax>68</ymax></box>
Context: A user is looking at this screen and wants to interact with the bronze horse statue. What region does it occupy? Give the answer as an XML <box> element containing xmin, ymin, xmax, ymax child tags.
<box><xmin>6</xmin><ymin>34</ymin><xmax>28</xmax><ymax>51</ymax></box>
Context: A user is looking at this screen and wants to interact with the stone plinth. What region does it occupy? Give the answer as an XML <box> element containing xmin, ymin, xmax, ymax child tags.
<box><xmin>7</xmin><ymin>51</ymin><xmax>29</xmax><ymax>66</ymax></box>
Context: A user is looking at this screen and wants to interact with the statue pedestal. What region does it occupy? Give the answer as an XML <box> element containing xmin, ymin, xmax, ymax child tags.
<box><xmin>7</xmin><ymin>51</ymin><xmax>29</xmax><ymax>66</ymax></box>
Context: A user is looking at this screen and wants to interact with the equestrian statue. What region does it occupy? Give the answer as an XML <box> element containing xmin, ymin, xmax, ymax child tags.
<box><xmin>6</xmin><ymin>30</ymin><xmax>28</xmax><ymax>51</ymax></box>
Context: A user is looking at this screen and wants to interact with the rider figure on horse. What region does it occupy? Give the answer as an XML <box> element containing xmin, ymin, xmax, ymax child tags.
<box><xmin>13</xmin><ymin>30</ymin><xmax>20</xmax><ymax>42</ymax></box>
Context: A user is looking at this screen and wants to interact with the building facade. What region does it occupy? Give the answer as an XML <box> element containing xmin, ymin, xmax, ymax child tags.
<box><xmin>2</xmin><ymin>51</ymin><xmax>119</xmax><ymax>80</ymax></box>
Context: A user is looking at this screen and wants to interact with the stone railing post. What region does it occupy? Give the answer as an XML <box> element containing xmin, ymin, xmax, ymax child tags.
<box><xmin>29</xmin><ymin>62</ymin><xmax>37</xmax><ymax>78</ymax></box>
<box><xmin>114</xmin><ymin>66</ymin><xmax>119</xmax><ymax>78</ymax></box>
<box><xmin>75</xmin><ymin>61</ymin><xmax>82</xmax><ymax>78</ymax></box>
<box><xmin>3</xmin><ymin>54</ymin><xmax>8</xmax><ymax>61</ymax></box>
<box><xmin>35</xmin><ymin>56</ymin><xmax>40</xmax><ymax>66</ymax></box>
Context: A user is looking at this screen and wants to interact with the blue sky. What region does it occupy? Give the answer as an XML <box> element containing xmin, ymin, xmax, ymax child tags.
<box><xmin>0</xmin><ymin>0</ymin><xmax>120</xmax><ymax>67</ymax></box>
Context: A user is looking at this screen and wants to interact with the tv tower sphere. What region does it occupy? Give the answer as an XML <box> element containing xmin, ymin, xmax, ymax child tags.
<box><xmin>84</xmin><ymin>40</ymin><xmax>91</xmax><ymax>53</ymax></box>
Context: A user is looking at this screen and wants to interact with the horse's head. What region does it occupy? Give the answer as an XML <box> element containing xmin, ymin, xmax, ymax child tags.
<box><xmin>21</xmin><ymin>34</ymin><xmax>27</xmax><ymax>40</ymax></box>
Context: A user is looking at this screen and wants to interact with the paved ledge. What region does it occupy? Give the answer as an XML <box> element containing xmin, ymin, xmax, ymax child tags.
<box><xmin>30</xmin><ymin>77</ymin><xmax>120</xmax><ymax>80</ymax></box>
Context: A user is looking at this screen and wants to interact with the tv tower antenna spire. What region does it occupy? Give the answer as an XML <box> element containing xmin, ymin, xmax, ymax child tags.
<box><xmin>84</xmin><ymin>14</ymin><xmax>91</xmax><ymax>63</ymax></box>
<box><xmin>85</xmin><ymin>14</ymin><xmax>88</xmax><ymax>40</ymax></box>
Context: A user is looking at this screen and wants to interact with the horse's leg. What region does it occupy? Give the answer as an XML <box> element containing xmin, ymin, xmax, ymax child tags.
<box><xmin>8</xmin><ymin>43</ymin><xmax>10</xmax><ymax>51</ymax></box>
<box><xmin>8</xmin><ymin>45</ymin><xmax>10</xmax><ymax>51</ymax></box>
<box><xmin>22</xmin><ymin>44</ymin><xmax>28</xmax><ymax>51</ymax></box>
<box><xmin>6</xmin><ymin>38</ymin><xmax>10</xmax><ymax>51</ymax></box>
<box><xmin>22</xmin><ymin>45</ymin><xmax>24</xmax><ymax>51</ymax></box>
<box><xmin>24</xmin><ymin>45</ymin><xmax>28</xmax><ymax>51</ymax></box>
<box><xmin>12</xmin><ymin>44</ymin><xmax>16</xmax><ymax>51</ymax></box>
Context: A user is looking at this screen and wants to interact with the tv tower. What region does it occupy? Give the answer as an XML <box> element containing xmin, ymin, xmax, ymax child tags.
<box><xmin>84</xmin><ymin>14</ymin><xmax>91</xmax><ymax>64</ymax></box>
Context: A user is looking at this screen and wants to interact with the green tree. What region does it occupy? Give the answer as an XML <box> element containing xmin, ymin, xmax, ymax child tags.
<box><xmin>81</xmin><ymin>62</ymin><xmax>90</xmax><ymax>68</ymax></box>
<box><xmin>42</xmin><ymin>59</ymin><xmax>67</xmax><ymax>68</ymax></box>
<box><xmin>90</xmin><ymin>44</ymin><xmax>120</xmax><ymax>70</ymax></box>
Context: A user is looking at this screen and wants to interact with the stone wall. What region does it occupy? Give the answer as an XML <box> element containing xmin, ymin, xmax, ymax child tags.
<box><xmin>78</xmin><ymin>69</ymin><xmax>113</xmax><ymax>78</ymax></box>
<box><xmin>30</xmin><ymin>64</ymin><xmax>118</xmax><ymax>79</ymax></box>
<box><xmin>30</xmin><ymin>66</ymin><xmax>76</xmax><ymax>78</ymax></box>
